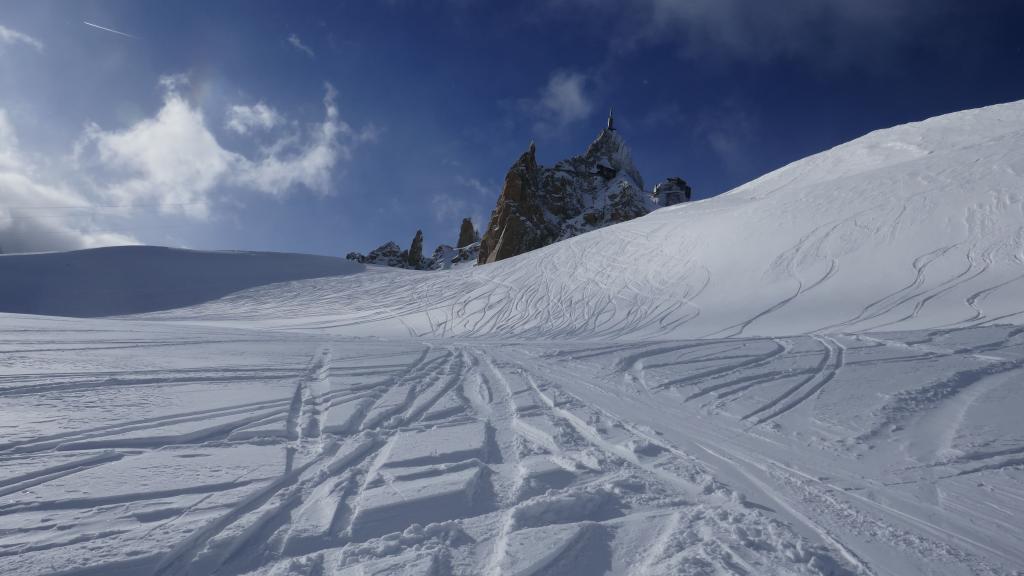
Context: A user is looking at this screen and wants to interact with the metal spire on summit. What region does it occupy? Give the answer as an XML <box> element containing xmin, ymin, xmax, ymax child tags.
<box><xmin>607</xmin><ymin>108</ymin><xmax>615</xmax><ymax>131</ymax></box>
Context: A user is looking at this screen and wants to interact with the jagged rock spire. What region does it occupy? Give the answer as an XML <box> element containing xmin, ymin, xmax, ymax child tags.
<box><xmin>457</xmin><ymin>218</ymin><xmax>476</xmax><ymax>248</ymax></box>
<box><xmin>478</xmin><ymin>113</ymin><xmax>653</xmax><ymax>265</ymax></box>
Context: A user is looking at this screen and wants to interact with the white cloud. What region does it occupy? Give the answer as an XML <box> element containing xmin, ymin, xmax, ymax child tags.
<box><xmin>226</xmin><ymin>102</ymin><xmax>283</xmax><ymax>135</ymax></box>
<box><xmin>1</xmin><ymin>75</ymin><xmax>374</xmax><ymax>252</ymax></box>
<box><xmin>0</xmin><ymin>110</ymin><xmax>136</xmax><ymax>253</ymax></box>
<box><xmin>158</xmin><ymin>73</ymin><xmax>189</xmax><ymax>92</ymax></box>
<box><xmin>0</xmin><ymin>24</ymin><xmax>43</xmax><ymax>51</ymax></box>
<box><xmin>288</xmin><ymin>33</ymin><xmax>315</xmax><ymax>58</ymax></box>
<box><xmin>76</xmin><ymin>77</ymin><xmax>375</xmax><ymax>220</ymax></box>
<box><xmin>235</xmin><ymin>83</ymin><xmax>379</xmax><ymax>194</ymax></box>
<box><xmin>84</xmin><ymin>88</ymin><xmax>239</xmax><ymax>219</ymax></box>
<box><xmin>515</xmin><ymin>71</ymin><xmax>594</xmax><ymax>135</ymax></box>
<box><xmin>539</xmin><ymin>71</ymin><xmax>592</xmax><ymax>128</ymax></box>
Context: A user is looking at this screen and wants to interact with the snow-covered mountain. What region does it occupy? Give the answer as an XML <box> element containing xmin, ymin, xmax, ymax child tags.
<box><xmin>2</xmin><ymin>100</ymin><xmax>1024</xmax><ymax>576</ymax></box>
<box><xmin>145</xmin><ymin>99</ymin><xmax>1024</xmax><ymax>339</ymax></box>
<box><xmin>346</xmin><ymin>116</ymin><xmax>668</xmax><ymax>270</ymax></box>
<box><xmin>478</xmin><ymin>115</ymin><xmax>659</xmax><ymax>263</ymax></box>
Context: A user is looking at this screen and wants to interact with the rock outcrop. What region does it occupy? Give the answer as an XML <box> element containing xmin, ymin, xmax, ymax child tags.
<box><xmin>348</xmin><ymin>113</ymin><xmax>691</xmax><ymax>269</ymax></box>
<box><xmin>652</xmin><ymin>177</ymin><xmax>692</xmax><ymax>207</ymax></box>
<box><xmin>346</xmin><ymin>241</ymin><xmax>407</xmax><ymax>267</ymax></box>
<box><xmin>407</xmin><ymin>230</ymin><xmax>425</xmax><ymax>268</ymax></box>
<box><xmin>426</xmin><ymin>241</ymin><xmax>480</xmax><ymax>270</ymax></box>
<box><xmin>451</xmin><ymin>242</ymin><xmax>480</xmax><ymax>266</ymax></box>
<box><xmin>478</xmin><ymin>114</ymin><xmax>657</xmax><ymax>264</ymax></box>
<box><xmin>347</xmin><ymin>219</ymin><xmax>481</xmax><ymax>271</ymax></box>
<box><xmin>457</xmin><ymin>218</ymin><xmax>477</xmax><ymax>248</ymax></box>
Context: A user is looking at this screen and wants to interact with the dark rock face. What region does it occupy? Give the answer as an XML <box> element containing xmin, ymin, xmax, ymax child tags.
<box><xmin>477</xmin><ymin>144</ymin><xmax>546</xmax><ymax>264</ymax></box>
<box><xmin>478</xmin><ymin>126</ymin><xmax>655</xmax><ymax>265</ymax></box>
<box><xmin>457</xmin><ymin>218</ymin><xmax>477</xmax><ymax>248</ymax></box>
<box><xmin>407</xmin><ymin>230</ymin><xmax>425</xmax><ymax>268</ymax></box>
<box><xmin>652</xmin><ymin>177</ymin><xmax>692</xmax><ymax>207</ymax></box>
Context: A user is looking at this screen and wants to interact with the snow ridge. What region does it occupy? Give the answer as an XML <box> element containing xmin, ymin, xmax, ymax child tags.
<box><xmin>138</xmin><ymin>100</ymin><xmax>1024</xmax><ymax>340</ymax></box>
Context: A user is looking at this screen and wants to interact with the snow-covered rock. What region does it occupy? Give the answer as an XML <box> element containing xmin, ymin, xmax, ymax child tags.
<box><xmin>478</xmin><ymin>118</ymin><xmax>657</xmax><ymax>264</ymax></box>
<box><xmin>427</xmin><ymin>241</ymin><xmax>480</xmax><ymax>270</ymax></box>
<box><xmin>349</xmin><ymin>221</ymin><xmax>480</xmax><ymax>271</ymax></box>
<box><xmin>427</xmin><ymin>244</ymin><xmax>456</xmax><ymax>270</ymax></box>
<box><xmin>651</xmin><ymin>177</ymin><xmax>692</xmax><ymax>207</ymax></box>
<box><xmin>346</xmin><ymin>241</ymin><xmax>408</xmax><ymax>267</ymax></box>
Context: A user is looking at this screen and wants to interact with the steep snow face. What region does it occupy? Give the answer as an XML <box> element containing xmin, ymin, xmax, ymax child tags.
<box><xmin>152</xmin><ymin>100</ymin><xmax>1024</xmax><ymax>339</ymax></box>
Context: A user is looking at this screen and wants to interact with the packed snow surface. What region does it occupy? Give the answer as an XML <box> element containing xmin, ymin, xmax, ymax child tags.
<box><xmin>2</xmin><ymin>101</ymin><xmax>1024</xmax><ymax>576</ymax></box>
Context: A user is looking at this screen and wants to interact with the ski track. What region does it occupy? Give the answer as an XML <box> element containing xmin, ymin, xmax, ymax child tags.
<box><xmin>2</xmin><ymin>324</ymin><xmax>1024</xmax><ymax>575</ymax></box>
<box><xmin>7</xmin><ymin>102</ymin><xmax>1024</xmax><ymax>574</ymax></box>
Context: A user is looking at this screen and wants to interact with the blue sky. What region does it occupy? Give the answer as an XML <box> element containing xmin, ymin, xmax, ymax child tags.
<box><xmin>1</xmin><ymin>1</ymin><xmax>1022</xmax><ymax>256</ymax></box>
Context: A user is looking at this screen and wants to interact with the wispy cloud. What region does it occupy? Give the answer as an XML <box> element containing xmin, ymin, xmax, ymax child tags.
<box><xmin>431</xmin><ymin>193</ymin><xmax>467</xmax><ymax>223</ymax></box>
<box><xmin>288</xmin><ymin>33</ymin><xmax>315</xmax><ymax>58</ymax></box>
<box><xmin>83</xmin><ymin>21</ymin><xmax>137</xmax><ymax>39</ymax></box>
<box><xmin>225</xmin><ymin>103</ymin><xmax>283</xmax><ymax>135</ymax></box>
<box><xmin>430</xmin><ymin>176</ymin><xmax>496</xmax><ymax>235</ymax></box>
<box><xmin>545</xmin><ymin>0</ymin><xmax>943</xmax><ymax>68</ymax></box>
<box><xmin>0</xmin><ymin>24</ymin><xmax>43</xmax><ymax>51</ymax></box>
<box><xmin>456</xmin><ymin>175</ymin><xmax>494</xmax><ymax>198</ymax></box>
<box><xmin>694</xmin><ymin>102</ymin><xmax>756</xmax><ymax>175</ymax></box>
<box><xmin>539</xmin><ymin>71</ymin><xmax>592</xmax><ymax>127</ymax></box>
<box><xmin>516</xmin><ymin>71</ymin><xmax>594</xmax><ymax>135</ymax></box>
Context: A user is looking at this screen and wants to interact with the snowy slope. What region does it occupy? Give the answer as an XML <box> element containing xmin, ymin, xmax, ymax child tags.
<box><xmin>2</xmin><ymin>101</ymin><xmax>1024</xmax><ymax>576</ymax></box>
<box><xmin>1</xmin><ymin>318</ymin><xmax>1021</xmax><ymax>576</ymax></box>
<box><xmin>143</xmin><ymin>100</ymin><xmax>1024</xmax><ymax>339</ymax></box>
<box><xmin>0</xmin><ymin>246</ymin><xmax>361</xmax><ymax>317</ymax></box>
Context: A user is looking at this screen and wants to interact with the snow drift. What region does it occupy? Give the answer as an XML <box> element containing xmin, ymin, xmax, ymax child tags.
<box><xmin>0</xmin><ymin>246</ymin><xmax>361</xmax><ymax>317</ymax></box>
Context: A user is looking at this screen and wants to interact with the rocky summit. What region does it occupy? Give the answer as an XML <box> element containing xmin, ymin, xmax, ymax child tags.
<box><xmin>478</xmin><ymin>112</ymin><xmax>660</xmax><ymax>264</ymax></box>
<box><xmin>346</xmin><ymin>222</ymin><xmax>480</xmax><ymax>271</ymax></box>
<box><xmin>347</xmin><ymin>112</ymin><xmax>690</xmax><ymax>270</ymax></box>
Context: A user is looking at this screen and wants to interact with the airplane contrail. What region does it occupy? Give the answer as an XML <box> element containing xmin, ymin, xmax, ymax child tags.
<box><xmin>83</xmin><ymin>21</ymin><xmax>137</xmax><ymax>39</ymax></box>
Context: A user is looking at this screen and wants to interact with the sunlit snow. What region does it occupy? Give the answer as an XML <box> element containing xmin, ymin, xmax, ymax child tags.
<box><xmin>1</xmin><ymin>100</ymin><xmax>1024</xmax><ymax>575</ymax></box>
